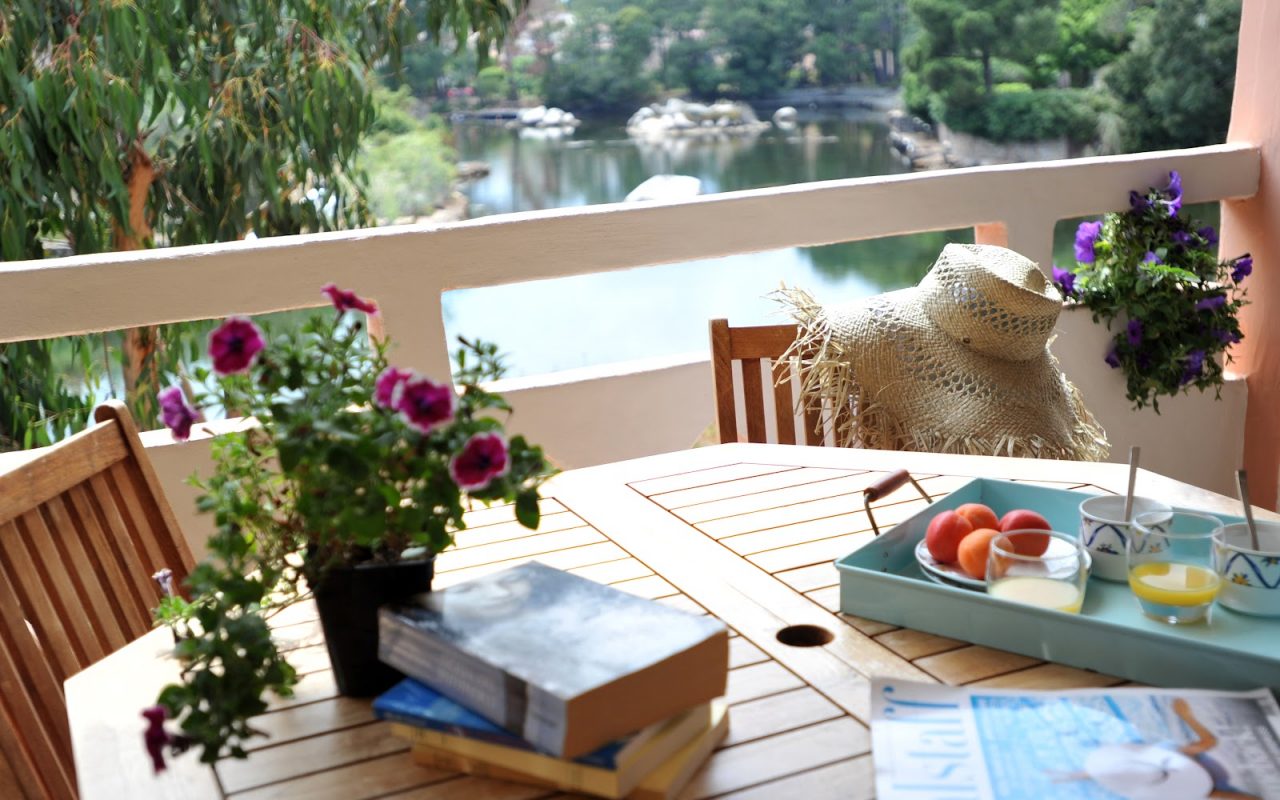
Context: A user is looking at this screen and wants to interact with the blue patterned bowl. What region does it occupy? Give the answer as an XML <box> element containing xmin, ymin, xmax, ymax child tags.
<box><xmin>1078</xmin><ymin>495</ymin><xmax>1172</xmax><ymax>582</ymax></box>
<box><xmin>1215</xmin><ymin>522</ymin><xmax>1280</xmax><ymax>617</ymax></box>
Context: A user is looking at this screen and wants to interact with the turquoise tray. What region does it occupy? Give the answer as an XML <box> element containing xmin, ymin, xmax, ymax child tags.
<box><xmin>836</xmin><ymin>478</ymin><xmax>1280</xmax><ymax>690</ymax></box>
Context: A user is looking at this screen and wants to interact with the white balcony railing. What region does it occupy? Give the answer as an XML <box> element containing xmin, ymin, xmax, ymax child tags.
<box><xmin>0</xmin><ymin>143</ymin><xmax>1260</xmax><ymax>556</ymax></box>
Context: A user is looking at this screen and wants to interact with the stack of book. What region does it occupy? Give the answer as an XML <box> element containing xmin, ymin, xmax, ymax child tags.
<box><xmin>375</xmin><ymin>561</ymin><xmax>731</xmax><ymax>799</ymax></box>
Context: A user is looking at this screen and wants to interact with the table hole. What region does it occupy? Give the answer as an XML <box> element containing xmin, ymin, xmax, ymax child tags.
<box><xmin>776</xmin><ymin>624</ymin><xmax>834</xmax><ymax>648</ymax></box>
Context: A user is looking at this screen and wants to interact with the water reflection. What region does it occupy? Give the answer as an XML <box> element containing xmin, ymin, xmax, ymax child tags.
<box><xmin>446</xmin><ymin>113</ymin><xmax>970</xmax><ymax>377</ymax></box>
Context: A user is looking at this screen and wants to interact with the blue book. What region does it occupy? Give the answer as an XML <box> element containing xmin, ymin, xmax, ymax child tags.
<box><xmin>373</xmin><ymin>678</ymin><xmax>645</xmax><ymax>769</ymax></box>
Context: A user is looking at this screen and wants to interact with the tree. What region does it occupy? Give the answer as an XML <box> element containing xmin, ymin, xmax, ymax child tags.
<box><xmin>708</xmin><ymin>0</ymin><xmax>807</xmax><ymax>98</ymax></box>
<box><xmin>543</xmin><ymin>6</ymin><xmax>656</xmax><ymax>111</ymax></box>
<box><xmin>1055</xmin><ymin>0</ymin><xmax>1133</xmax><ymax>87</ymax></box>
<box><xmin>0</xmin><ymin>0</ymin><xmax>524</xmax><ymax>449</ymax></box>
<box><xmin>1103</xmin><ymin>0</ymin><xmax>1240</xmax><ymax>152</ymax></box>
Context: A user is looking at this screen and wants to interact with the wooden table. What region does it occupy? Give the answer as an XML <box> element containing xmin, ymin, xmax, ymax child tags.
<box><xmin>67</xmin><ymin>443</ymin><xmax>1262</xmax><ymax>799</ymax></box>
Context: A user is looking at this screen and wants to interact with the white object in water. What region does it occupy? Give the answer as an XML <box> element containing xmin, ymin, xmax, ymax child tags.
<box><xmin>624</xmin><ymin>175</ymin><xmax>702</xmax><ymax>203</ymax></box>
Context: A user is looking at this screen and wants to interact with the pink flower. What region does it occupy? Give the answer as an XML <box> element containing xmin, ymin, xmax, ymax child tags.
<box><xmin>321</xmin><ymin>283</ymin><xmax>378</xmax><ymax>315</ymax></box>
<box><xmin>208</xmin><ymin>317</ymin><xmax>265</xmax><ymax>375</ymax></box>
<box><xmin>375</xmin><ymin>367</ymin><xmax>413</xmax><ymax>408</ymax></box>
<box><xmin>396</xmin><ymin>375</ymin><xmax>455</xmax><ymax>433</ymax></box>
<box><xmin>450</xmin><ymin>432</ymin><xmax>509</xmax><ymax>490</ymax></box>
<box><xmin>157</xmin><ymin>386</ymin><xmax>198</xmax><ymax>441</ymax></box>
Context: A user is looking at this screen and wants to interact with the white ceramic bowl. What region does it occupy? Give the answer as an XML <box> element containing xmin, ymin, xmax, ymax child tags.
<box><xmin>1078</xmin><ymin>495</ymin><xmax>1172</xmax><ymax>582</ymax></box>
<box><xmin>1215</xmin><ymin>522</ymin><xmax>1280</xmax><ymax>617</ymax></box>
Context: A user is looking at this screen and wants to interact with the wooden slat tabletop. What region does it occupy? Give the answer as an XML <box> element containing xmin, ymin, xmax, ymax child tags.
<box><xmin>67</xmin><ymin>443</ymin><xmax>1270</xmax><ymax>799</ymax></box>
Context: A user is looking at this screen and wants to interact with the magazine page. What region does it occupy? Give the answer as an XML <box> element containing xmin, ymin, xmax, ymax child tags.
<box><xmin>872</xmin><ymin>678</ymin><xmax>1280</xmax><ymax>800</ymax></box>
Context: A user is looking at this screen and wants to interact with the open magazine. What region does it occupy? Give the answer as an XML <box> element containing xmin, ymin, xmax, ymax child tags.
<box><xmin>872</xmin><ymin>678</ymin><xmax>1280</xmax><ymax>800</ymax></box>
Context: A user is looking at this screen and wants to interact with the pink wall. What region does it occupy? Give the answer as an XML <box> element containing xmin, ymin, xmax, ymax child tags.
<box><xmin>1224</xmin><ymin>0</ymin><xmax>1280</xmax><ymax>509</ymax></box>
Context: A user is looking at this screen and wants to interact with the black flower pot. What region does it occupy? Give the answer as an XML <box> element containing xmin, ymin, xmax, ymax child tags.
<box><xmin>312</xmin><ymin>557</ymin><xmax>435</xmax><ymax>697</ymax></box>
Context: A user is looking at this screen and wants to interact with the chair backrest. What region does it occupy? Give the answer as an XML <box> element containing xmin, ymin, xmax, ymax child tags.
<box><xmin>0</xmin><ymin>401</ymin><xmax>195</xmax><ymax>800</ymax></box>
<box><xmin>710</xmin><ymin>318</ymin><xmax>845</xmax><ymax>446</ymax></box>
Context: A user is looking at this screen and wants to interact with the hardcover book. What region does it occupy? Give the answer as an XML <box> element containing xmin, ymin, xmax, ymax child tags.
<box><xmin>405</xmin><ymin>700</ymin><xmax>729</xmax><ymax>800</ymax></box>
<box><xmin>377</xmin><ymin>561</ymin><xmax>729</xmax><ymax>758</ymax></box>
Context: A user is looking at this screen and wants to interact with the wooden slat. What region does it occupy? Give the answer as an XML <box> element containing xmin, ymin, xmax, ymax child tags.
<box><xmin>668</xmin><ymin>469</ymin><xmax>868</xmax><ymax>521</ymax></box>
<box><xmin>0</xmin><ymin>570</ymin><xmax>76</xmax><ymax>799</ymax></box>
<box><xmin>683</xmin><ymin>718</ymin><xmax>870</xmax><ymax>799</ymax></box>
<box><xmin>776</xmin><ymin>562</ymin><xmax>841</xmax><ymax>594</ymax></box>
<box><xmin>727</xmin><ymin>637</ymin><xmax>769</xmax><ymax>669</ymax></box>
<box><xmin>631</xmin><ymin>463</ymin><xmax>794</xmax><ymax>497</ymax></box>
<box><xmin>16</xmin><ymin>507</ymin><xmax>112</xmax><ymax>664</ymax></box>
<box><xmin>710</xmin><ymin>318</ymin><xmax>739</xmax><ymax>444</ymax></box>
<box><xmin>429</xmin><ymin>541</ymin><xmax>630</xmax><ymax>589</ymax></box>
<box><xmin>740</xmin><ymin>358</ymin><xmax>766</xmax><ymax>443</ymax></box>
<box><xmin>770</xmin><ymin>358</ymin><xmax>796</xmax><ymax>446</ymax></box>
<box><xmin>64</xmin><ymin>484</ymin><xmax>151</xmax><ymax>640</ymax></box>
<box><xmin>0</xmin><ymin>737</ymin><xmax>29</xmax><ymax>800</ymax></box>
<box><xmin>717</xmin><ymin>754</ymin><xmax>874</xmax><ymax>800</ymax></box>
<box><xmin>87</xmin><ymin>472</ymin><xmax>159</xmax><ymax>629</ymax></box>
<box><xmin>610</xmin><ymin>574</ymin><xmax>678</xmax><ymax>601</ymax></box>
<box><xmin>0</xmin><ymin>520</ymin><xmax>81</xmax><ymax>680</ymax></box>
<box><xmin>41</xmin><ymin>495</ymin><xmax>130</xmax><ymax>654</ymax></box>
<box><xmin>432</xmin><ymin>527</ymin><xmax>603</xmax><ymax>573</ymax></box>
<box><xmin>458</xmin><ymin>497</ymin><xmax>566</xmax><ymax>529</ymax></box>
<box><xmin>386</xmin><ymin>775</ymin><xmax>553</xmax><ymax>800</ymax></box>
<box><xmin>874</xmin><ymin>628</ymin><xmax>967</xmax><ymax>660</ymax></box>
<box><xmin>726</xmin><ymin>661</ymin><xmax>806</xmax><ymax>704</ymax></box>
<box><xmin>726</xmin><ymin>324</ymin><xmax>801</xmax><ymax>359</ymax></box>
<box><xmin>102</xmin><ymin>462</ymin><xmax>175</xmax><ymax>581</ymax></box>
<box><xmin>721</xmin><ymin>687</ymin><xmax>843</xmax><ymax>748</ymax></box>
<box><xmin>566</xmin><ymin>557</ymin><xmax>651</xmax><ymax>585</ymax></box>
<box><xmin>969</xmin><ymin>662</ymin><xmax>1126</xmax><ymax>690</ymax></box>
<box><xmin>0</xmin><ymin>420</ymin><xmax>127</xmax><ymax>528</ymax></box>
<box><xmin>230</xmin><ymin>751</ymin><xmax>451</xmax><ymax>800</ymax></box>
<box><xmin>915</xmin><ymin>645</ymin><xmax>1042</xmax><ymax>684</ymax></box>
<box><xmin>449</xmin><ymin>511</ymin><xmax>582</xmax><ymax>550</ymax></box>
<box><xmin>216</xmin><ymin>722</ymin><xmax>405</xmax><ymax>794</ymax></box>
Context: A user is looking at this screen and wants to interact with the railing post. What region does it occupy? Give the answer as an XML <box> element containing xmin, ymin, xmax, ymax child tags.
<box><xmin>366</xmin><ymin>279</ymin><xmax>454</xmax><ymax>383</ymax></box>
<box><xmin>1223</xmin><ymin>0</ymin><xmax>1280</xmax><ymax>509</ymax></box>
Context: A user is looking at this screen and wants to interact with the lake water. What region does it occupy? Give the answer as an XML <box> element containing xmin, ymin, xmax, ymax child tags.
<box><xmin>443</xmin><ymin>112</ymin><xmax>972</xmax><ymax>377</ymax></box>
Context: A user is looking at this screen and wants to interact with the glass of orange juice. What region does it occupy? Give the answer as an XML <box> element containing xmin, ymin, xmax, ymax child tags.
<box><xmin>1127</xmin><ymin>510</ymin><xmax>1224</xmax><ymax>624</ymax></box>
<box><xmin>986</xmin><ymin>530</ymin><xmax>1089</xmax><ymax>613</ymax></box>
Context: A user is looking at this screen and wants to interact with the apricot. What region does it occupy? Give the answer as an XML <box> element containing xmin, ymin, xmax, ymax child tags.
<box><xmin>925</xmin><ymin>510</ymin><xmax>973</xmax><ymax>563</ymax></box>
<box><xmin>998</xmin><ymin>509</ymin><xmax>1052</xmax><ymax>556</ymax></box>
<box><xmin>957</xmin><ymin>528</ymin><xmax>1002</xmax><ymax>580</ymax></box>
<box><xmin>955</xmin><ymin>502</ymin><xmax>999</xmax><ymax>532</ymax></box>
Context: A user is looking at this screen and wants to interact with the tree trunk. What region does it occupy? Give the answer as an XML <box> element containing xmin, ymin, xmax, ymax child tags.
<box><xmin>113</xmin><ymin>144</ymin><xmax>160</xmax><ymax>417</ymax></box>
<box><xmin>982</xmin><ymin>51</ymin><xmax>993</xmax><ymax>94</ymax></box>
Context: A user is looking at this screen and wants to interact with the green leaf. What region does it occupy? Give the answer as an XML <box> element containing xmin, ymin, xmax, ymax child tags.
<box><xmin>515</xmin><ymin>491</ymin><xmax>541</xmax><ymax>530</ymax></box>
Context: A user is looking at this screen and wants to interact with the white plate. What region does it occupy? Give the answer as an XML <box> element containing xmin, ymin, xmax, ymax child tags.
<box><xmin>914</xmin><ymin>540</ymin><xmax>985</xmax><ymax>590</ymax></box>
<box><xmin>914</xmin><ymin>537</ymin><xmax>1093</xmax><ymax>592</ymax></box>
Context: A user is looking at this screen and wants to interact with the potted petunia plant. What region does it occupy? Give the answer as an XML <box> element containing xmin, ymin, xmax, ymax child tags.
<box><xmin>144</xmin><ymin>284</ymin><xmax>553</xmax><ymax>769</ymax></box>
<box><xmin>1054</xmin><ymin>171</ymin><xmax>1252</xmax><ymax>411</ymax></box>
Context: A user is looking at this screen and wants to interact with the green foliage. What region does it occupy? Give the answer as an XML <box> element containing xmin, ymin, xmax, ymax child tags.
<box><xmin>1103</xmin><ymin>0</ymin><xmax>1240</xmax><ymax>152</ymax></box>
<box><xmin>0</xmin><ymin>1</ymin><xmax>524</xmax><ymax>452</ymax></box>
<box><xmin>707</xmin><ymin>0</ymin><xmax>807</xmax><ymax>98</ymax></box>
<box><xmin>1060</xmin><ymin>173</ymin><xmax>1251</xmax><ymax>411</ymax></box>
<box><xmin>154</xmin><ymin>294</ymin><xmax>554</xmax><ymax>763</ymax></box>
<box><xmin>1055</xmin><ymin>0</ymin><xmax>1133</xmax><ymax>87</ymax></box>
<box><xmin>543</xmin><ymin>7</ymin><xmax>655</xmax><ymax>110</ymax></box>
<box><xmin>962</xmin><ymin>88</ymin><xmax>1102</xmax><ymax>144</ymax></box>
<box><xmin>475</xmin><ymin>65</ymin><xmax>512</xmax><ymax>100</ymax></box>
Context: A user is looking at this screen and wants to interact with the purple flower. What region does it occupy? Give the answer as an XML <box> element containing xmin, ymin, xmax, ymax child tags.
<box><xmin>1075</xmin><ymin>220</ymin><xmax>1103</xmax><ymax>264</ymax></box>
<box><xmin>157</xmin><ymin>386</ymin><xmax>198</xmax><ymax>441</ymax></box>
<box><xmin>321</xmin><ymin>283</ymin><xmax>379</xmax><ymax>315</ymax></box>
<box><xmin>1104</xmin><ymin>343</ymin><xmax>1122</xmax><ymax>369</ymax></box>
<box><xmin>1126</xmin><ymin>318</ymin><xmax>1144</xmax><ymax>346</ymax></box>
<box><xmin>1162</xmin><ymin>171</ymin><xmax>1183</xmax><ymax>216</ymax></box>
<box><xmin>396</xmin><ymin>374</ymin><xmax>455</xmax><ymax>433</ymax></box>
<box><xmin>1195</xmin><ymin>294</ymin><xmax>1227</xmax><ymax>312</ymax></box>
<box><xmin>1051</xmin><ymin>264</ymin><xmax>1076</xmax><ymax>297</ymax></box>
<box><xmin>374</xmin><ymin>366</ymin><xmax>412</xmax><ymax>409</ymax></box>
<box><xmin>1198</xmin><ymin>226</ymin><xmax>1218</xmax><ymax>246</ymax></box>
<box><xmin>208</xmin><ymin>317</ymin><xmax>265</xmax><ymax>375</ymax></box>
<box><xmin>1181</xmin><ymin>349</ymin><xmax>1205</xmax><ymax>385</ymax></box>
<box><xmin>1172</xmin><ymin>231</ymin><xmax>1193</xmax><ymax>247</ymax></box>
<box><xmin>449</xmin><ymin>432</ymin><xmax>510</xmax><ymax>490</ymax></box>
<box><xmin>1232</xmin><ymin>254</ymin><xmax>1253</xmax><ymax>283</ymax></box>
<box><xmin>142</xmin><ymin>705</ymin><xmax>189</xmax><ymax>774</ymax></box>
<box><xmin>1129</xmin><ymin>190</ymin><xmax>1151</xmax><ymax>212</ymax></box>
<box><xmin>1214</xmin><ymin>329</ymin><xmax>1243</xmax><ymax>344</ymax></box>
<box><xmin>1142</xmin><ymin>251</ymin><xmax>1161</xmax><ymax>265</ymax></box>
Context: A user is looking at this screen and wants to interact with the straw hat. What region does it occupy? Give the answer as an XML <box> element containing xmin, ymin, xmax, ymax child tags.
<box><xmin>779</xmin><ymin>243</ymin><xmax>1109</xmax><ymax>461</ymax></box>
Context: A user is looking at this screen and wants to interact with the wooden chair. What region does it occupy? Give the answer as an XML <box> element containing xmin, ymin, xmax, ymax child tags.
<box><xmin>710</xmin><ymin>318</ymin><xmax>844</xmax><ymax>446</ymax></box>
<box><xmin>0</xmin><ymin>401</ymin><xmax>195</xmax><ymax>799</ymax></box>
